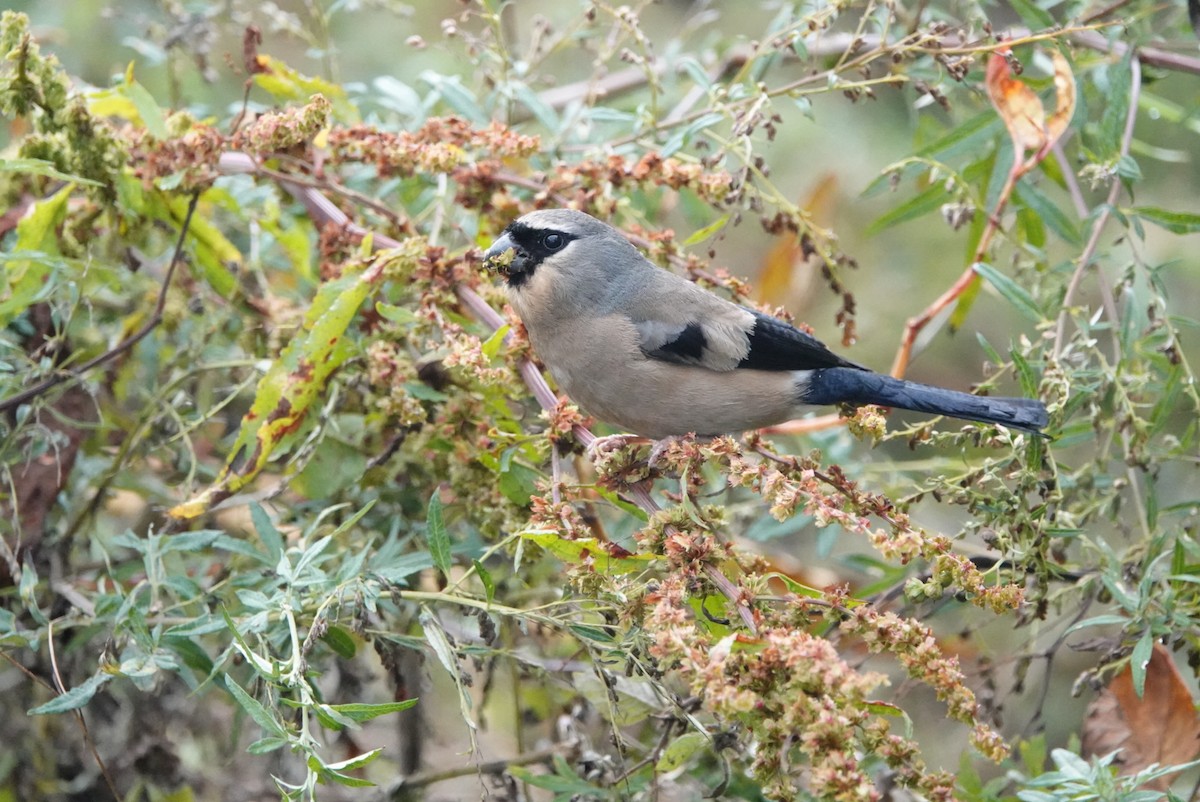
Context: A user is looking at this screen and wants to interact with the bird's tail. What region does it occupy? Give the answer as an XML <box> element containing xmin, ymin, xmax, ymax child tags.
<box><xmin>803</xmin><ymin>368</ymin><xmax>1049</xmax><ymax>434</ymax></box>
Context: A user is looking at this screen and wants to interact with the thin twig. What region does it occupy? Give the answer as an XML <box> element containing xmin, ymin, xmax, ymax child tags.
<box><xmin>0</xmin><ymin>192</ymin><xmax>202</xmax><ymax>414</ymax></box>
<box><xmin>1052</xmin><ymin>55</ymin><xmax>1140</xmax><ymax>360</ymax></box>
<box><xmin>889</xmin><ymin>155</ymin><xmax>1022</xmax><ymax>378</ymax></box>
<box><xmin>386</xmin><ymin>745</ymin><xmax>561</xmax><ymax>795</ymax></box>
<box><xmin>46</xmin><ymin>622</ymin><xmax>121</xmax><ymax>800</ymax></box>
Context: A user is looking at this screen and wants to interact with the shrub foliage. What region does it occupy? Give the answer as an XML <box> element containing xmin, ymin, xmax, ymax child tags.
<box><xmin>1</xmin><ymin>2</ymin><xmax>1199</xmax><ymax>800</ymax></box>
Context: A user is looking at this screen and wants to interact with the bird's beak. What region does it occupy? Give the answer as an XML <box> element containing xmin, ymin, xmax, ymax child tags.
<box><xmin>481</xmin><ymin>232</ymin><xmax>524</xmax><ymax>278</ymax></box>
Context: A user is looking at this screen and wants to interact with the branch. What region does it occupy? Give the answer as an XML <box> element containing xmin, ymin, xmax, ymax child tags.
<box><xmin>385</xmin><ymin>745</ymin><xmax>560</xmax><ymax>796</ymax></box>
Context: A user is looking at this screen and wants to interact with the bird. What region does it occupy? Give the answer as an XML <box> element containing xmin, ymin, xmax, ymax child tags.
<box><xmin>481</xmin><ymin>209</ymin><xmax>1048</xmax><ymax>441</ymax></box>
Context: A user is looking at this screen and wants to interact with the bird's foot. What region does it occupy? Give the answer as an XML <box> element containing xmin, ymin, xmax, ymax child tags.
<box><xmin>646</xmin><ymin>436</ymin><xmax>685</xmax><ymax>469</ymax></box>
<box><xmin>585</xmin><ymin>434</ymin><xmax>650</xmax><ymax>463</ymax></box>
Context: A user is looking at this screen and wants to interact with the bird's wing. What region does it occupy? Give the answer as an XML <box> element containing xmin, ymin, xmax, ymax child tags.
<box><xmin>736</xmin><ymin>310</ymin><xmax>866</xmax><ymax>371</ymax></box>
<box><xmin>634</xmin><ymin>302</ymin><xmax>864</xmax><ymax>373</ymax></box>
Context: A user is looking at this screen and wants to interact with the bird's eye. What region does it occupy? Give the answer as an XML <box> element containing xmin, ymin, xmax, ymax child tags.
<box><xmin>542</xmin><ymin>232</ymin><xmax>565</xmax><ymax>251</ymax></box>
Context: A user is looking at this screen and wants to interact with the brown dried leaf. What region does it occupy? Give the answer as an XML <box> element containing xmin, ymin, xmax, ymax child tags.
<box><xmin>985</xmin><ymin>49</ymin><xmax>1075</xmax><ymax>158</ymax></box>
<box><xmin>1081</xmin><ymin>643</ymin><xmax>1200</xmax><ymax>789</ymax></box>
<box><xmin>986</xmin><ymin>51</ymin><xmax>1046</xmax><ymax>153</ymax></box>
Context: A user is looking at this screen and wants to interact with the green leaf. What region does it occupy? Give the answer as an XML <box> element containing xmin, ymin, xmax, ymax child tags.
<box><xmin>1130</xmin><ymin>630</ymin><xmax>1154</xmax><ymax>698</ymax></box>
<box><xmin>419</xmin><ymin>607</ymin><xmax>477</xmax><ymax>734</ymax></box>
<box><xmin>426</xmin><ymin>492</ymin><xmax>452</xmax><ymax>579</ymax></box>
<box><xmin>149</xmin><ymin>191</ymin><xmax>240</xmax><ymax>299</ymax></box>
<box><xmin>867</xmin><ymin>182</ymin><xmax>949</xmax><ymax>235</ymax></box>
<box><xmin>292</xmin><ymin>437</ymin><xmax>367</xmax><ymax>498</ymax></box>
<box><xmin>973</xmin><ymin>262</ymin><xmax>1042</xmax><ymax>322</ymax></box>
<box><xmin>225</xmin><ymin>678</ymin><xmax>288</xmax><ymax>740</ymax></box>
<box><xmin>480</xmin><ymin>324</ymin><xmax>511</xmax><ymax>359</ymax></box>
<box><xmin>497</xmin><ymin>461</ymin><xmax>538</xmax><ymax>507</ymax></box>
<box><xmin>507</xmin><ymin>765</ymin><xmax>598</xmax><ymax>793</ymax></box>
<box><xmin>473</xmin><ymin>559</ymin><xmax>495</xmax><ymax>605</ymax></box>
<box><xmin>250</xmin><ymin>503</ymin><xmax>284</xmax><ymax>566</ymax></box>
<box><xmin>170</xmin><ymin>249</ymin><xmax>401</xmax><ymax>519</ymax></box>
<box><xmin>324</xmin><ymin>747</ymin><xmax>384</xmax><ymax>773</ymax></box>
<box><xmin>915</xmin><ymin>111</ymin><xmax>1001</xmax><ymax>160</ymax></box>
<box><xmin>124</xmin><ymin>77</ymin><xmax>168</xmax><ymax>139</ymax></box>
<box><xmin>326</xmin><ymin>700</ymin><xmax>418</xmax><ymax>722</ymax></box>
<box><xmin>420</xmin><ymin>71</ymin><xmax>486</xmax><ymax>124</ymax></box>
<box><xmin>568</xmin><ymin>624</ymin><xmax>615</xmax><ymax>644</ymax></box>
<box><xmin>682</xmin><ymin>214</ymin><xmax>730</xmax><ymax>246</ymax></box>
<box><xmin>28</xmin><ymin>672</ymin><xmax>112</xmax><ymax>715</ymax></box>
<box><xmin>657</xmin><ymin>731</ymin><xmax>708</xmax><ymax>772</ymax></box>
<box><xmin>1006</xmin><ymin>0</ymin><xmax>1055</xmax><ymax>28</ymax></box>
<box><xmin>1132</xmin><ymin>206</ymin><xmax>1200</xmax><ymax>234</ymax></box>
<box><xmin>509</xmin><ymin>81</ymin><xmax>559</xmax><ymax>131</ymax></box>
<box><xmin>1014</xmin><ymin>182</ymin><xmax>1081</xmax><ymax>246</ymax></box>
<box><xmin>247</xmin><ymin>737</ymin><xmax>289</xmax><ymax>754</ymax></box>
<box><xmin>321</xmin><ymin>625</ymin><xmax>358</xmax><ymax>660</ymax></box>
<box><xmin>0</xmin><ymin>157</ymin><xmax>104</xmax><ymax>186</ymax></box>
<box><xmin>376</xmin><ymin>301</ymin><xmax>418</xmax><ymax>325</ymax></box>
<box><xmin>1098</xmin><ymin>52</ymin><xmax>1132</xmax><ymax>159</ymax></box>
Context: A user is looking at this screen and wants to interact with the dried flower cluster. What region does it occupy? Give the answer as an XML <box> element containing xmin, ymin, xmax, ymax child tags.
<box><xmin>231</xmin><ymin>94</ymin><xmax>331</xmax><ymax>155</ymax></box>
<box><xmin>645</xmin><ymin>573</ymin><xmax>974</xmax><ymax>800</ymax></box>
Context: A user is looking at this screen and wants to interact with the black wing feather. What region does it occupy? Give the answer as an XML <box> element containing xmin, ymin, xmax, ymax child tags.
<box><xmin>737</xmin><ymin>311</ymin><xmax>865</xmax><ymax>372</ymax></box>
<box><xmin>647</xmin><ymin>322</ymin><xmax>708</xmax><ymax>364</ymax></box>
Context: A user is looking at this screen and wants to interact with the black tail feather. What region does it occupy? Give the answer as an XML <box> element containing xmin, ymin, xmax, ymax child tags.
<box><xmin>803</xmin><ymin>368</ymin><xmax>1048</xmax><ymax>434</ymax></box>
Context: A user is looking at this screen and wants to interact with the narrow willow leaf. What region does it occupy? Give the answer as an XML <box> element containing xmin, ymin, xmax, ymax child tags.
<box><xmin>124</xmin><ymin>77</ymin><xmax>168</xmax><ymax>139</ymax></box>
<box><xmin>1130</xmin><ymin>630</ymin><xmax>1154</xmax><ymax>698</ymax></box>
<box><xmin>225</xmin><ymin>678</ymin><xmax>288</xmax><ymax>739</ymax></box>
<box><xmin>28</xmin><ymin>672</ymin><xmax>112</xmax><ymax>715</ymax></box>
<box><xmin>326</xmin><ymin>700</ymin><xmax>418</xmax><ymax>722</ymax></box>
<box><xmin>1014</xmin><ymin>182</ymin><xmax>1081</xmax><ymax>245</ymax></box>
<box><xmin>0</xmin><ymin>157</ymin><xmax>103</xmax><ymax>186</ymax></box>
<box><xmin>866</xmin><ymin>183</ymin><xmax>949</xmax><ymax>235</ymax></box>
<box><xmin>682</xmin><ymin>214</ymin><xmax>730</xmax><ymax>246</ymax></box>
<box><xmin>1133</xmin><ymin>206</ymin><xmax>1200</xmax><ymax>234</ymax></box>
<box><xmin>426</xmin><ymin>492</ymin><xmax>451</xmax><ymax>580</ymax></box>
<box><xmin>973</xmin><ymin>262</ymin><xmax>1042</xmax><ymax>322</ymax></box>
<box><xmin>419</xmin><ymin>608</ymin><xmax>477</xmax><ymax>736</ymax></box>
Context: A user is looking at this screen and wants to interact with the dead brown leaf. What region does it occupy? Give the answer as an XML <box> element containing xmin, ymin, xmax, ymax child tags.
<box><xmin>986</xmin><ymin>49</ymin><xmax>1076</xmax><ymax>161</ymax></box>
<box><xmin>1081</xmin><ymin>643</ymin><xmax>1200</xmax><ymax>789</ymax></box>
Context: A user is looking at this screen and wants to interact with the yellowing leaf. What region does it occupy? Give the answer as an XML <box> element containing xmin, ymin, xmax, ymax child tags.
<box><xmin>0</xmin><ymin>185</ymin><xmax>71</xmax><ymax>328</ymax></box>
<box><xmin>252</xmin><ymin>55</ymin><xmax>359</xmax><ymax>123</ymax></box>
<box><xmin>521</xmin><ymin>530</ymin><xmax>656</xmax><ymax>575</ymax></box>
<box><xmin>1045</xmin><ymin>50</ymin><xmax>1076</xmax><ymax>148</ymax></box>
<box><xmin>754</xmin><ymin>175</ymin><xmax>834</xmax><ymax>304</ymax></box>
<box><xmin>169</xmin><ymin>250</ymin><xmax>402</xmax><ymax>519</ymax></box>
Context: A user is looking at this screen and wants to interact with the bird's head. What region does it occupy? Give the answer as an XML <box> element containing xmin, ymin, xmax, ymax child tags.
<box><xmin>481</xmin><ymin>209</ymin><xmax>626</xmax><ymax>290</ymax></box>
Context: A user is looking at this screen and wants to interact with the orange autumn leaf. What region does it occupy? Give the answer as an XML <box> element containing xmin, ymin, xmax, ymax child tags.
<box><xmin>1081</xmin><ymin>643</ymin><xmax>1200</xmax><ymax>789</ymax></box>
<box><xmin>754</xmin><ymin>174</ymin><xmax>837</xmax><ymax>305</ymax></box>
<box><xmin>986</xmin><ymin>49</ymin><xmax>1076</xmax><ymax>160</ymax></box>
